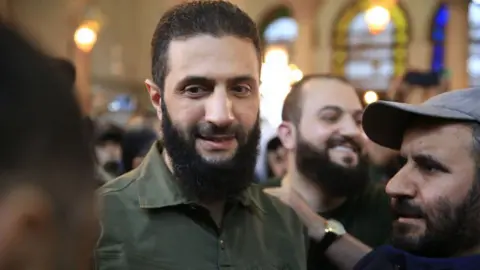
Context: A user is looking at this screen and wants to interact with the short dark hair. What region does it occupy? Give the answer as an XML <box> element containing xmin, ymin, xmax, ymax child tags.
<box><xmin>151</xmin><ymin>0</ymin><xmax>261</xmax><ymax>92</ymax></box>
<box><xmin>0</xmin><ymin>23</ymin><xmax>95</xmax><ymax>218</ymax></box>
<box><xmin>281</xmin><ymin>74</ymin><xmax>352</xmax><ymax>124</ymax></box>
<box><xmin>267</xmin><ymin>136</ymin><xmax>283</xmax><ymax>151</ymax></box>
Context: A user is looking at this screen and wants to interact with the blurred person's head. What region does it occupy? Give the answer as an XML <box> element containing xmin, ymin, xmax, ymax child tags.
<box><xmin>363</xmin><ymin>88</ymin><xmax>480</xmax><ymax>258</ymax></box>
<box><xmin>0</xmin><ymin>23</ymin><xmax>97</xmax><ymax>270</ymax></box>
<box><xmin>145</xmin><ymin>1</ymin><xmax>261</xmax><ymax>202</ymax></box>
<box><xmin>389</xmin><ymin>71</ymin><xmax>447</xmax><ymax>104</ymax></box>
<box><xmin>266</xmin><ymin>136</ymin><xmax>287</xmax><ymax>179</ymax></box>
<box><xmin>95</xmin><ymin>124</ymin><xmax>124</xmax><ymax>176</ymax></box>
<box><xmin>121</xmin><ymin>128</ymin><xmax>158</xmax><ymax>172</ymax></box>
<box><xmin>278</xmin><ymin>74</ymin><xmax>369</xmax><ymax>197</ymax></box>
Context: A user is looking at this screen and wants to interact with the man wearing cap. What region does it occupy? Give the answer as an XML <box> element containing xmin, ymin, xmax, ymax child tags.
<box><xmin>355</xmin><ymin>88</ymin><xmax>480</xmax><ymax>269</ymax></box>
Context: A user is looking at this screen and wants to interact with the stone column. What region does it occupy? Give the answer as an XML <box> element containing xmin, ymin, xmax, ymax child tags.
<box><xmin>445</xmin><ymin>0</ymin><xmax>469</xmax><ymax>89</ymax></box>
<box><xmin>292</xmin><ymin>0</ymin><xmax>318</xmax><ymax>74</ymax></box>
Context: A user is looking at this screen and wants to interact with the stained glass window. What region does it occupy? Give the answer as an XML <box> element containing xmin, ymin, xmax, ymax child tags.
<box><xmin>469</xmin><ymin>3</ymin><xmax>480</xmax><ymax>86</ymax></box>
<box><xmin>431</xmin><ymin>4</ymin><xmax>448</xmax><ymax>72</ymax></box>
<box><xmin>333</xmin><ymin>0</ymin><xmax>408</xmax><ymax>91</ymax></box>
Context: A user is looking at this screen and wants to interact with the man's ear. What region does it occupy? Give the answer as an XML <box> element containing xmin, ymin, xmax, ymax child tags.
<box><xmin>277</xmin><ymin>121</ymin><xmax>296</xmax><ymax>150</ymax></box>
<box><xmin>145</xmin><ymin>79</ymin><xmax>162</xmax><ymax>122</ymax></box>
<box><xmin>0</xmin><ymin>185</ymin><xmax>54</xmax><ymax>266</ymax></box>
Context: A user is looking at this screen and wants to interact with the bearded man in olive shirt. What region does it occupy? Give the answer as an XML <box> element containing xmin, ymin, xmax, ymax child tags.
<box><xmin>265</xmin><ymin>75</ymin><xmax>393</xmax><ymax>270</ymax></box>
<box><xmin>95</xmin><ymin>2</ymin><xmax>306</xmax><ymax>269</ymax></box>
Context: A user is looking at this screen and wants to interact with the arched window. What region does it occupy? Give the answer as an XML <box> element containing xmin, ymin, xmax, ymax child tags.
<box><xmin>332</xmin><ymin>0</ymin><xmax>408</xmax><ymax>91</ymax></box>
<box><xmin>259</xmin><ymin>6</ymin><xmax>297</xmax><ymax>45</ymax></box>
<box><xmin>469</xmin><ymin>3</ymin><xmax>480</xmax><ymax>86</ymax></box>
<box><xmin>431</xmin><ymin>3</ymin><xmax>448</xmax><ymax>72</ymax></box>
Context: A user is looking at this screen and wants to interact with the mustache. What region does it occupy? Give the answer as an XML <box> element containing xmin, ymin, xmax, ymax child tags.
<box><xmin>326</xmin><ymin>136</ymin><xmax>362</xmax><ymax>153</ymax></box>
<box><xmin>194</xmin><ymin>122</ymin><xmax>241</xmax><ymax>138</ymax></box>
<box><xmin>391</xmin><ymin>197</ymin><xmax>425</xmax><ymax>219</ymax></box>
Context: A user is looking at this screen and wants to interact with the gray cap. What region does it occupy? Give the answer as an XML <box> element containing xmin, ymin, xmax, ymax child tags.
<box><xmin>362</xmin><ymin>88</ymin><xmax>480</xmax><ymax>150</ymax></box>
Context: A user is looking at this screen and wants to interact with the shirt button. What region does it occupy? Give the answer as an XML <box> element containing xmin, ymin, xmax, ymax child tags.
<box><xmin>219</xmin><ymin>239</ymin><xmax>225</xmax><ymax>249</ymax></box>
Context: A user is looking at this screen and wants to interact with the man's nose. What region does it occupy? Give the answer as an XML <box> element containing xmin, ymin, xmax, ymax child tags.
<box><xmin>204</xmin><ymin>89</ymin><xmax>234</xmax><ymax>127</ymax></box>
<box><xmin>338</xmin><ymin>116</ymin><xmax>362</xmax><ymax>141</ymax></box>
<box><xmin>385</xmin><ymin>165</ymin><xmax>416</xmax><ymax>199</ymax></box>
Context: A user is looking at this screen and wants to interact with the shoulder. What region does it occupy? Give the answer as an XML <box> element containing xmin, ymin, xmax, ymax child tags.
<box><xmin>99</xmin><ymin>168</ymin><xmax>143</xmax><ymax>210</ymax></box>
<box><xmin>248</xmin><ymin>184</ymin><xmax>304</xmax><ymax>232</ymax></box>
<box><xmin>97</xmin><ymin>169</ymin><xmax>143</xmax><ymax>235</ymax></box>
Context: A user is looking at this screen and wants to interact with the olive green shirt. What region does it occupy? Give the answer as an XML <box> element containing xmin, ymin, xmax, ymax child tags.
<box><xmin>95</xmin><ymin>143</ymin><xmax>307</xmax><ymax>270</ymax></box>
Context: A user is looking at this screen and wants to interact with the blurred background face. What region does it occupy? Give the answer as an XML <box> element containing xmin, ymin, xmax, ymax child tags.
<box><xmin>159</xmin><ymin>35</ymin><xmax>261</xmax><ymax>201</ymax></box>
<box><xmin>388</xmin><ymin>121</ymin><xmax>480</xmax><ymax>257</ymax></box>
<box><xmin>292</xmin><ymin>78</ymin><xmax>369</xmax><ymax>197</ymax></box>
<box><xmin>266</xmin><ymin>137</ymin><xmax>288</xmax><ymax>178</ymax></box>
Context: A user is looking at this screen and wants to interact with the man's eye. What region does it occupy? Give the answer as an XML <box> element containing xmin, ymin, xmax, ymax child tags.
<box><xmin>184</xmin><ymin>85</ymin><xmax>208</xmax><ymax>96</ymax></box>
<box><xmin>231</xmin><ymin>85</ymin><xmax>251</xmax><ymax>96</ymax></box>
<box><xmin>415</xmin><ymin>162</ymin><xmax>443</xmax><ymax>175</ymax></box>
<box><xmin>321</xmin><ymin>115</ymin><xmax>339</xmax><ymax>123</ymax></box>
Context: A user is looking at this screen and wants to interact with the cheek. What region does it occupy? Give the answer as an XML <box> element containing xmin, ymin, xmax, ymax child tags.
<box><xmin>164</xmin><ymin>97</ymin><xmax>204</xmax><ymax>129</ymax></box>
<box><xmin>299</xmin><ymin>120</ymin><xmax>332</xmax><ymax>148</ymax></box>
<box><xmin>232</xmin><ymin>99</ymin><xmax>259</xmax><ymax>128</ymax></box>
<box><xmin>419</xmin><ymin>175</ymin><xmax>473</xmax><ymax>214</ymax></box>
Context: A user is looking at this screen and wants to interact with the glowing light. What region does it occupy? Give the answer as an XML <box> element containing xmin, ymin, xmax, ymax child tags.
<box><xmin>264</xmin><ymin>47</ymin><xmax>289</xmax><ymax>65</ymax></box>
<box><xmin>260</xmin><ymin>46</ymin><xmax>302</xmax><ymax>128</ymax></box>
<box><xmin>74</xmin><ymin>21</ymin><xmax>99</xmax><ymax>52</ymax></box>
<box><xmin>289</xmin><ymin>64</ymin><xmax>303</xmax><ymax>83</ymax></box>
<box><xmin>365</xmin><ymin>5</ymin><xmax>391</xmax><ymax>35</ymax></box>
<box><xmin>364</xmin><ymin>91</ymin><xmax>379</xmax><ymax>104</ymax></box>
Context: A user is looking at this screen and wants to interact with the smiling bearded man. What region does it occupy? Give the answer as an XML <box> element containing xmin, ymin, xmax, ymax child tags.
<box><xmin>95</xmin><ymin>2</ymin><xmax>307</xmax><ymax>270</ymax></box>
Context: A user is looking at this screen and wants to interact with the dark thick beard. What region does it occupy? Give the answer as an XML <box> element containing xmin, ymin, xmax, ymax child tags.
<box><xmin>391</xmin><ymin>180</ymin><xmax>480</xmax><ymax>258</ymax></box>
<box><xmin>295</xmin><ymin>135</ymin><xmax>369</xmax><ymax>198</ymax></box>
<box><xmin>161</xmin><ymin>100</ymin><xmax>260</xmax><ymax>202</ymax></box>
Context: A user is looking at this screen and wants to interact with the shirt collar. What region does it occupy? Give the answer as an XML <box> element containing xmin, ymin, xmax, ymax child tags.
<box><xmin>136</xmin><ymin>142</ymin><xmax>263</xmax><ymax>211</ymax></box>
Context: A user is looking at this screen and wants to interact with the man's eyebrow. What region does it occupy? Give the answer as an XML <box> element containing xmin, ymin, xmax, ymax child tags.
<box><xmin>175</xmin><ymin>75</ymin><xmax>257</xmax><ymax>89</ymax></box>
<box><xmin>227</xmin><ymin>76</ymin><xmax>257</xmax><ymax>85</ymax></box>
<box><xmin>412</xmin><ymin>153</ymin><xmax>451</xmax><ymax>173</ymax></box>
<box><xmin>175</xmin><ymin>76</ymin><xmax>216</xmax><ymax>89</ymax></box>
<box><xmin>317</xmin><ymin>105</ymin><xmax>343</xmax><ymax>114</ymax></box>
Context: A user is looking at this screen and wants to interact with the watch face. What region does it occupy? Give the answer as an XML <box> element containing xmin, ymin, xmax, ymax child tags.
<box><xmin>328</xmin><ymin>219</ymin><xmax>346</xmax><ymax>235</ymax></box>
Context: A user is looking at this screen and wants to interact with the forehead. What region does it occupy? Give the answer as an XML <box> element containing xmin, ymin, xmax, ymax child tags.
<box><xmin>167</xmin><ymin>35</ymin><xmax>259</xmax><ymax>81</ymax></box>
<box><xmin>401</xmin><ymin>122</ymin><xmax>473</xmax><ymax>160</ymax></box>
<box><xmin>301</xmin><ymin>79</ymin><xmax>362</xmax><ymax>113</ymax></box>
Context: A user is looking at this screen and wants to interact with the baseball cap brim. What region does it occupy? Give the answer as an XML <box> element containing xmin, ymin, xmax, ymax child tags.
<box><xmin>362</xmin><ymin>101</ymin><xmax>476</xmax><ymax>150</ymax></box>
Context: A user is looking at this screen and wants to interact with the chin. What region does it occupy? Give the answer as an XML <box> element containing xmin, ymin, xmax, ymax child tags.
<box><xmin>199</xmin><ymin>150</ymin><xmax>236</xmax><ymax>164</ymax></box>
<box><xmin>392</xmin><ymin>220</ymin><xmax>426</xmax><ymax>242</ymax></box>
<box><xmin>331</xmin><ymin>159</ymin><xmax>359</xmax><ymax>168</ymax></box>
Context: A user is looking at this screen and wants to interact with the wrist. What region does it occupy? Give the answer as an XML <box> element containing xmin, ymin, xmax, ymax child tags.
<box><xmin>308</xmin><ymin>218</ymin><xmax>327</xmax><ymax>241</ymax></box>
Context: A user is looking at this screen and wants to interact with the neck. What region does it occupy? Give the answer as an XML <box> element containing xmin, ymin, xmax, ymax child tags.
<box><xmin>162</xmin><ymin>150</ymin><xmax>225</xmax><ymax>226</ymax></box>
<box><xmin>284</xmin><ymin>155</ymin><xmax>346</xmax><ymax>213</ymax></box>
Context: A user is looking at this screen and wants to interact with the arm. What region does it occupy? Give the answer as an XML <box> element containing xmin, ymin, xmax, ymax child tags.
<box><xmin>291</xmin><ymin>195</ymin><xmax>371</xmax><ymax>270</ymax></box>
<box><xmin>265</xmin><ymin>188</ymin><xmax>372</xmax><ymax>270</ymax></box>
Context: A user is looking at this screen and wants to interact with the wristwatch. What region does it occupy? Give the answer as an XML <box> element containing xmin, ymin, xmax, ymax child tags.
<box><xmin>315</xmin><ymin>219</ymin><xmax>346</xmax><ymax>253</ymax></box>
